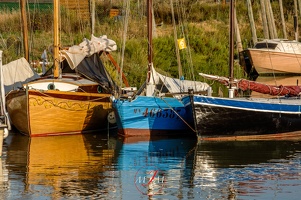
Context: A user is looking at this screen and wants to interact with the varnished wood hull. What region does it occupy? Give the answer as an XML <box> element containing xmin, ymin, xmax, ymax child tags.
<box><xmin>6</xmin><ymin>89</ymin><xmax>114</xmax><ymax>136</ymax></box>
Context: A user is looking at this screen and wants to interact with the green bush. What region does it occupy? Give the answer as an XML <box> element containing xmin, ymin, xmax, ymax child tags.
<box><xmin>0</xmin><ymin>1</ymin><xmax>298</xmax><ymax>88</ymax></box>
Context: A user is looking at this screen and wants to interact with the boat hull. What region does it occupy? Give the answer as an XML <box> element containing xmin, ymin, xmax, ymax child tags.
<box><xmin>245</xmin><ymin>49</ymin><xmax>301</xmax><ymax>74</ymax></box>
<box><xmin>182</xmin><ymin>95</ymin><xmax>301</xmax><ymax>137</ymax></box>
<box><xmin>113</xmin><ymin>96</ymin><xmax>194</xmax><ymax>136</ymax></box>
<box><xmin>6</xmin><ymin>89</ymin><xmax>114</xmax><ymax>137</ymax></box>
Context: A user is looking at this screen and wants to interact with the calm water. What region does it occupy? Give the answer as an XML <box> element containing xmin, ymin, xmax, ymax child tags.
<box><xmin>0</xmin><ymin>131</ymin><xmax>301</xmax><ymax>200</ymax></box>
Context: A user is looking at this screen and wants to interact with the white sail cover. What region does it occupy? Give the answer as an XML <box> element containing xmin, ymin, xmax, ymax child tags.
<box><xmin>157</xmin><ymin>72</ymin><xmax>209</xmax><ymax>93</ymax></box>
<box><xmin>60</xmin><ymin>35</ymin><xmax>117</xmax><ymax>70</ymax></box>
<box><xmin>2</xmin><ymin>57</ymin><xmax>40</xmax><ymax>94</ymax></box>
<box><xmin>151</xmin><ymin>67</ymin><xmax>209</xmax><ymax>93</ymax></box>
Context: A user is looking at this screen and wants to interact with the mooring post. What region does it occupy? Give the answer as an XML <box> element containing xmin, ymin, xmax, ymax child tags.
<box><xmin>0</xmin><ymin>50</ymin><xmax>4</xmax><ymax>157</ymax></box>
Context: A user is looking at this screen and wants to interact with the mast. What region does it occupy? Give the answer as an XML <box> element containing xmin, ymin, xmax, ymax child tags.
<box><xmin>53</xmin><ymin>0</ymin><xmax>60</xmax><ymax>78</ymax></box>
<box><xmin>145</xmin><ymin>0</ymin><xmax>155</xmax><ymax>96</ymax></box>
<box><xmin>229</xmin><ymin>0</ymin><xmax>234</xmax><ymax>98</ymax></box>
<box><xmin>20</xmin><ymin>0</ymin><xmax>29</xmax><ymax>61</ymax></box>
<box><xmin>147</xmin><ymin>0</ymin><xmax>153</xmax><ymax>84</ymax></box>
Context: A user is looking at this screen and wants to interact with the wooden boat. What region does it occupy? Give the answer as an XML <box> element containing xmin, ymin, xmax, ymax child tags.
<box><xmin>113</xmin><ymin>0</ymin><xmax>208</xmax><ymax>137</ymax></box>
<box><xmin>6</xmin><ymin>75</ymin><xmax>113</xmax><ymax>136</ymax></box>
<box><xmin>182</xmin><ymin>0</ymin><xmax>301</xmax><ymax>139</ymax></box>
<box><xmin>4</xmin><ymin>1</ymin><xmax>118</xmax><ymax>137</ymax></box>
<box><xmin>244</xmin><ymin>39</ymin><xmax>301</xmax><ymax>75</ymax></box>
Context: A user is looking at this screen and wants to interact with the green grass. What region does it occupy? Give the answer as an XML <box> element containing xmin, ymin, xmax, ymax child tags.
<box><xmin>0</xmin><ymin>3</ymin><xmax>52</xmax><ymax>11</ymax></box>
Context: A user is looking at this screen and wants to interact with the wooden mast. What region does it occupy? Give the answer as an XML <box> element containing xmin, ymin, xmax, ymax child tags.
<box><xmin>20</xmin><ymin>0</ymin><xmax>29</xmax><ymax>61</ymax></box>
<box><xmin>229</xmin><ymin>0</ymin><xmax>234</xmax><ymax>98</ymax></box>
<box><xmin>53</xmin><ymin>0</ymin><xmax>60</xmax><ymax>78</ymax></box>
<box><xmin>145</xmin><ymin>0</ymin><xmax>156</xmax><ymax>96</ymax></box>
<box><xmin>147</xmin><ymin>0</ymin><xmax>153</xmax><ymax>84</ymax></box>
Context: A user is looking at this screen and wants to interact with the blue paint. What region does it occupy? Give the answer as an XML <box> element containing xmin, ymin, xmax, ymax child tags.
<box><xmin>113</xmin><ymin>96</ymin><xmax>194</xmax><ymax>134</ymax></box>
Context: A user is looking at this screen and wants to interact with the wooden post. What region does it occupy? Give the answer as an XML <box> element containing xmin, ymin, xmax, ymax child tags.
<box><xmin>268</xmin><ymin>0</ymin><xmax>278</xmax><ymax>38</ymax></box>
<box><xmin>279</xmin><ymin>0</ymin><xmax>287</xmax><ymax>39</ymax></box>
<box><xmin>246</xmin><ymin>0</ymin><xmax>257</xmax><ymax>44</ymax></box>
<box><xmin>264</xmin><ymin>0</ymin><xmax>275</xmax><ymax>39</ymax></box>
<box><xmin>294</xmin><ymin>0</ymin><xmax>299</xmax><ymax>41</ymax></box>
<box><xmin>235</xmin><ymin>6</ymin><xmax>247</xmax><ymax>73</ymax></box>
<box><xmin>170</xmin><ymin>0</ymin><xmax>182</xmax><ymax>79</ymax></box>
<box><xmin>298</xmin><ymin>0</ymin><xmax>301</xmax><ymax>17</ymax></box>
<box><xmin>20</xmin><ymin>0</ymin><xmax>29</xmax><ymax>61</ymax></box>
<box><xmin>91</xmin><ymin>0</ymin><xmax>95</xmax><ymax>35</ymax></box>
<box><xmin>0</xmin><ymin>51</ymin><xmax>5</xmax><ymax>157</ymax></box>
<box><xmin>234</xmin><ymin>8</ymin><xmax>243</xmax><ymax>53</ymax></box>
<box><xmin>260</xmin><ymin>0</ymin><xmax>269</xmax><ymax>39</ymax></box>
<box><xmin>0</xmin><ymin>129</ymin><xmax>3</xmax><ymax>157</ymax></box>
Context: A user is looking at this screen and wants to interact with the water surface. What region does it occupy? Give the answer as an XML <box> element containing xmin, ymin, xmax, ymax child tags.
<box><xmin>0</xmin><ymin>131</ymin><xmax>300</xmax><ymax>199</ymax></box>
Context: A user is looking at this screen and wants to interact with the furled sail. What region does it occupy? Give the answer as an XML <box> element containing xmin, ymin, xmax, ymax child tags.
<box><xmin>60</xmin><ymin>35</ymin><xmax>117</xmax><ymax>70</ymax></box>
<box><xmin>200</xmin><ymin>73</ymin><xmax>301</xmax><ymax>96</ymax></box>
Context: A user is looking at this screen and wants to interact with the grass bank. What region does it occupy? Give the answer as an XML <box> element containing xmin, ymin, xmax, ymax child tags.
<box><xmin>0</xmin><ymin>1</ymin><xmax>297</xmax><ymax>90</ymax></box>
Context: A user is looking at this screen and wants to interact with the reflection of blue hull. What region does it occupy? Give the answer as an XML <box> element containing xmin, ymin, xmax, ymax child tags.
<box><xmin>113</xmin><ymin>96</ymin><xmax>194</xmax><ymax>136</ymax></box>
<box><xmin>182</xmin><ymin>95</ymin><xmax>301</xmax><ymax>136</ymax></box>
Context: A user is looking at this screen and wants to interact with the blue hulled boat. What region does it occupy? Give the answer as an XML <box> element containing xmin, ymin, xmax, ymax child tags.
<box><xmin>113</xmin><ymin>0</ymin><xmax>208</xmax><ymax>137</ymax></box>
<box><xmin>114</xmin><ymin>95</ymin><xmax>194</xmax><ymax>136</ymax></box>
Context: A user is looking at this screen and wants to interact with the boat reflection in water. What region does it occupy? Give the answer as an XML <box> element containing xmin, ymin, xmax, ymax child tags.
<box><xmin>3</xmin><ymin>131</ymin><xmax>123</xmax><ymax>199</ymax></box>
<box><xmin>117</xmin><ymin>136</ymin><xmax>197</xmax><ymax>197</ymax></box>
<box><xmin>1</xmin><ymin>132</ymin><xmax>301</xmax><ymax>199</ymax></box>
<box><xmin>194</xmin><ymin>139</ymin><xmax>301</xmax><ymax>199</ymax></box>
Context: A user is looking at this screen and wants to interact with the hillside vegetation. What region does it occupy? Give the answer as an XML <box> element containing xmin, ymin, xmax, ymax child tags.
<box><xmin>0</xmin><ymin>0</ymin><xmax>298</xmax><ymax>89</ymax></box>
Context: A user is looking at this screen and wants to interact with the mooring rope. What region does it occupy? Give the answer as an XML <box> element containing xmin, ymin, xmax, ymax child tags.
<box><xmin>161</xmin><ymin>97</ymin><xmax>196</xmax><ymax>133</ymax></box>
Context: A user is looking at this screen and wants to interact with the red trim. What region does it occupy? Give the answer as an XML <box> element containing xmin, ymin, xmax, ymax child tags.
<box><xmin>29</xmin><ymin>127</ymin><xmax>117</xmax><ymax>137</ymax></box>
<box><xmin>118</xmin><ymin>128</ymin><xmax>195</xmax><ymax>137</ymax></box>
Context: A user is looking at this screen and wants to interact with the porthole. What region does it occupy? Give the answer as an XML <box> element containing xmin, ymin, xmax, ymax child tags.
<box><xmin>48</xmin><ymin>83</ymin><xmax>55</xmax><ymax>90</ymax></box>
<box><xmin>97</xmin><ymin>85</ymin><xmax>102</xmax><ymax>93</ymax></box>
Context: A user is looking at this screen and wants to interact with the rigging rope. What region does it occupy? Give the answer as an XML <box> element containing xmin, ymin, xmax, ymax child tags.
<box><xmin>118</xmin><ymin>0</ymin><xmax>131</xmax><ymax>95</ymax></box>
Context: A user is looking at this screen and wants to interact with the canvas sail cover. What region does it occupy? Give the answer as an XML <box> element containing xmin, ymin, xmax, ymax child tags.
<box><xmin>157</xmin><ymin>73</ymin><xmax>210</xmax><ymax>93</ymax></box>
<box><xmin>60</xmin><ymin>35</ymin><xmax>117</xmax><ymax>70</ymax></box>
<box><xmin>75</xmin><ymin>53</ymin><xmax>117</xmax><ymax>93</ymax></box>
<box><xmin>43</xmin><ymin>35</ymin><xmax>118</xmax><ymax>92</ymax></box>
<box><xmin>151</xmin><ymin>67</ymin><xmax>210</xmax><ymax>94</ymax></box>
<box><xmin>2</xmin><ymin>57</ymin><xmax>40</xmax><ymax>94</ymax></box>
